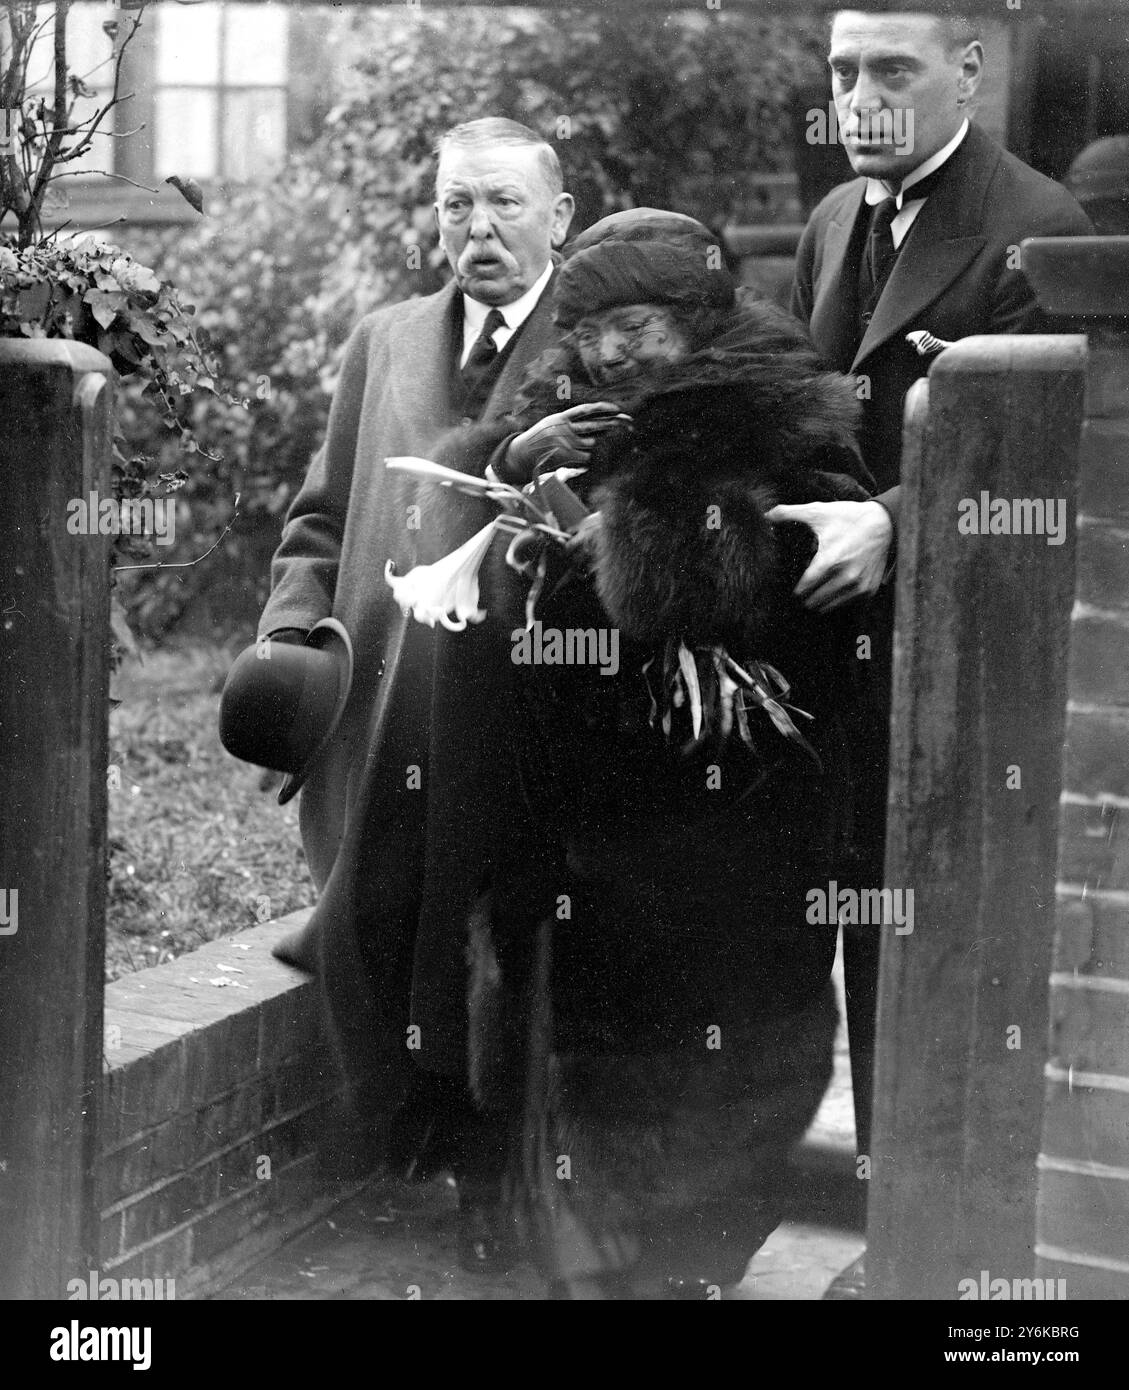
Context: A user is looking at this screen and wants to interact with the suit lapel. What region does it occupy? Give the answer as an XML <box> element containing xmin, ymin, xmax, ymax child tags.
<box><xmin>811</xmin><ymin>183</ymin><xmax>867</xmax><ymax>372</ymax></box>
<box><xmin>852</xmin><ymin>124</ymin><xmax>999</xmax><ymax>370</ymax></box>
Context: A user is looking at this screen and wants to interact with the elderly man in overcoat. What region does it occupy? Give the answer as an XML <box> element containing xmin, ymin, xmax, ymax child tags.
<box><xmin>778</xmin><ymin>8</ymin><xmax>1091</xmax><ymax>1297</ymax></box>
<box><xmin>254</xmin><ymin>117</ymin><xmax>579</xmax><ymax>1270</ymax></box>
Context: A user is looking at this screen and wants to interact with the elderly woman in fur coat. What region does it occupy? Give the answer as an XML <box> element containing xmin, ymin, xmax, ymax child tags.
<box><xmin>415</xmin><ymin>219</ymin><xmax>875</xmax><ymax>1298</ymax></box>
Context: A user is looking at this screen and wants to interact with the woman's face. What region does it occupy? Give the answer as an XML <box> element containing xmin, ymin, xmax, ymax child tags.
<box><xmin>571</xmin><ymin>303</ymin><xmax>690</xmax><ymax>387</ymax></box>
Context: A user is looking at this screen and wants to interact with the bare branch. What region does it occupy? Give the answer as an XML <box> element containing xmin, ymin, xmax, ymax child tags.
<box><xmin>72</xmin><ymin>212</ymin><xmax>126</xmax><ymax>232</ymax></box>
<box><xmin>52</xmin><ymin>91</ymin><xmax>135</xmax><ymax>163</ymax></box>
<box><xmin>51</xmin><ymin>168</ymin><xmax>160</xmax><ymax>195</ymax></box>
<box><xmin>41</xmin><ymin>7</ymin><xmax>143</xmax><ymax>174</ymax></box>
<box><xmin>25</xmin><ymin>0</ymin><xmax>75</xmax><ymax>240</ymax></box>
<box><xmin>113</xmin><ymin>496</ymin><xmax>243</xmax><ymax>574</ymax></box>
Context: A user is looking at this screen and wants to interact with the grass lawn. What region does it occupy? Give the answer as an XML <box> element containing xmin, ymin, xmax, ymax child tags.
<box><xmin>106</xmin><ymin>641</ymin><xmax>315</xmax><ymax>981</ymax></box>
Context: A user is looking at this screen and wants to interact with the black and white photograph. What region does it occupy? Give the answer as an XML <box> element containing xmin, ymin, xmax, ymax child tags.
<box><xmin>1</xmin><ymin>0</ymin><xmax>1128</xmax><ymax>1344</ymax></box>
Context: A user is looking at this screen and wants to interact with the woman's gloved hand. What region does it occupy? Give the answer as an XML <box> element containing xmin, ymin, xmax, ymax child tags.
<box><xmin>506</xmin><ymin>402</ymin><xmax>630</xmax><ymax>479</ymax></box>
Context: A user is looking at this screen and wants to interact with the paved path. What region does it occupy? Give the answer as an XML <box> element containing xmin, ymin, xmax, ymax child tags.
<box><xmin>215</xmin><ymin>946</ymin><xmax>866</xmax><ymax>1301</ymax></box>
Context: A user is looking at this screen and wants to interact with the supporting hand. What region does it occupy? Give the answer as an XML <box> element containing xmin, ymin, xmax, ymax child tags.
<box><xmin>765</xmin><ymin>499</ymin><xmax>893</xmax><ymax>611</ymax></box>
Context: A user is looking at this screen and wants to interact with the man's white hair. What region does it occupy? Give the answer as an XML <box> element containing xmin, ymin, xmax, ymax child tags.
<box><xmin>434</xmin><ymin>118</ymin><xmax>563</xmax><ymax>197</ymax></box>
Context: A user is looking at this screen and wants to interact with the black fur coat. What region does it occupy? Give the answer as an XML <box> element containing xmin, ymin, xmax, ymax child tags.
<box><xmin>432</xmin><ymin>302</ymin><xmax>875</xmax><ymax>1043</ymax></box>
<box><xmin>432</xmin><ymin>300</ymin><xmax>876</xmax><ymax>1291</ymax></box>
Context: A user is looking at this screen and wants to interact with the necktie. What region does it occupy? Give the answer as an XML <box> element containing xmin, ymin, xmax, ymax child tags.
<box><xmin>864</xmin><ymin>196</ymin><xmax>900</xmax><ymax>304</ymax></box>
<box><xmin>863</xmin><ymin>161</ymin><xmax>952</xmax><ymax>305</ymax></box>
<box><xmin>460</xmin><ymin>307</ymin><xmax>507</xmax><ymax>401</ymax></box>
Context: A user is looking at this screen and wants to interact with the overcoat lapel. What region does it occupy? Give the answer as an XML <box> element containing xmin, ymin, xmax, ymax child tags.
<box><xmin>387</xmin><ymin>268</ymin><xmax>559</xmax><ymax>430</ymax></box>
<box><xmin>852</xmin><ymin>123</ymin><xmax>1000</xmax><ymax>371</ymax></box>
<box><xmin>389</xmin><ymin>280</ymin><xmax>460</xmax><ymax>429</ymax></box>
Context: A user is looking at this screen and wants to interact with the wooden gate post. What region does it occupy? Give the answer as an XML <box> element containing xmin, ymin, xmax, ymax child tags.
<box><xmin>867</xmin><ymin>334</ymin><xmax>1087</xmax><ymax>1300</ymax></box>
<box><xmin>0</xmin><ymin>341</ymin><xmax>114</xmax><ymax>1299</ymax></box>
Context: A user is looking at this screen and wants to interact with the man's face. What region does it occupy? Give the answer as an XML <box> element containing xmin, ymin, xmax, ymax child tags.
<box><xmin>828</xmin><ymin>12</ymin><xmax>982</xmax><ymax>185</ymax></box>
<box><xmin>571</xmin><ymin>304</ymin><xmax>690</xmax><ymax>388</ymax></box>
<box><xmin>435</xmin><ymin>144</ymin><xmax>574</xmax><ymax>306</ymax></box>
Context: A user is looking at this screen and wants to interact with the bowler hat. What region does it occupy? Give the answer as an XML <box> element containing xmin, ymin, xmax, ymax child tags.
<box><xmin>219</xmin><ymin>618</ymin><xmax>354</xmax><ymax>805</ymax></box>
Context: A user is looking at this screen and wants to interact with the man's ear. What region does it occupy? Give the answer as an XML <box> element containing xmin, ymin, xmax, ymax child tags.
<box><xmin>958</xmin><ymin>41</ymin><xmax>984</xmax><ymax>104</ymax></box>
<box><xmin>551</xmin><ymin>193</ymin><xmax>576</xmax><ymax>248</ymax></box>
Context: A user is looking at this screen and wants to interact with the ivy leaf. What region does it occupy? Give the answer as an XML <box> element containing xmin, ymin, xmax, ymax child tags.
<box><xmin>17</xmin><ymin>283</ymin><xmax>50</xmax><ymax>320</ymax></box>
<box><xmin>85</xmin><ymin>289</ymin><xmax>126</xmax><ymax>329</ymax></box>
<box><xmin>99</xmin><ymin>329</ymin><xmax>143</xmax><ymax>366</ymax></box>
<box><xmin>131</xmin><ymin>316</ymin><xmax>166</xmax><ymax>348</ymax></box>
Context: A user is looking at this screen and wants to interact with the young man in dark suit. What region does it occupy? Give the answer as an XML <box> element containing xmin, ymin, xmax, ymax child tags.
<box><xmin>777</xmin><ymin>8</ymin><xmax>1091</xmax><ymax>1297</ymax></box>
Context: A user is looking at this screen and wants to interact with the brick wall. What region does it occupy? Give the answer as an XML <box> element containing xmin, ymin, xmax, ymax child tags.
<box><xmin>1027</xmin><ymin>240</ymin><xmax>1129</xmax><ymax>1298</ymax></box>
<box><xmin>98</xmin><ymin>911</ymin><xmax>356</xmax><ymax>1297</ymax></box>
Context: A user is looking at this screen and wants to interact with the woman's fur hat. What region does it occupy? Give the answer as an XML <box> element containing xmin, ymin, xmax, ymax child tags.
<box><xmin>553</xmin><ymin>238</ymin><xmax>736</xmax><ymax>332</ymax></box>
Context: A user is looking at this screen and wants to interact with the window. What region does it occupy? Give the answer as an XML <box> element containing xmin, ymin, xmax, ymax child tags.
<box><xmin>28</xmin><ymin>1</ymin><xmax>290</xmax><ymax>188</ymax></box>
<box><xmin>154</xmin><ymin>2</ymin><xmax>288</xmax><ymax>182</ymax></box>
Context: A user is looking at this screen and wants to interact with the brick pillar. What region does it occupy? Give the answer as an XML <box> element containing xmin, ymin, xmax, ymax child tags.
<box><xmin>1023</xmin><ymin>236</ymin><xmax>1129</xmax><ymax>1300</ymax></box>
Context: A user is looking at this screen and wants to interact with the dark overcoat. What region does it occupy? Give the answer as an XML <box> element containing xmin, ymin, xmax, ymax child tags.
<box><xmin>257</xmin><ymin>275</ymin><xmax>563</xmax><ymax>1128</ymax></box>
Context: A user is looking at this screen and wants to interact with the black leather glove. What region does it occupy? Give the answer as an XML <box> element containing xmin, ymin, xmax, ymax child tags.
<box><xmin>505</xmin><ymin>403</ymin><xmax>630</xmax><ymax>481</ymax></box>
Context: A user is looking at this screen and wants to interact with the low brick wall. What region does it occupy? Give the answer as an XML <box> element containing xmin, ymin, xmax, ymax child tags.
<box><xmin>98</xmin><ymin>910</ymin><xmax>355</xmax><ymax>1297</ymax></box>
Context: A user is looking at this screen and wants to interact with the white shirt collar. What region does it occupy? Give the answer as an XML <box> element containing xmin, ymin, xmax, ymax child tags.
<box><xmin>864</xmin><ymin>118</ymin><xmax>969</xmax><ymax>208</ymax></box>
<box><xmin>462</xmin><ymin>259</ymin><xmax>554</xmax><ymax>339</ymax></box>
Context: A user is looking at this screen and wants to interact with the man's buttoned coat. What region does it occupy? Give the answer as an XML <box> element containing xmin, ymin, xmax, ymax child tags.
<box><xmin>792</xmin><ymin>120</ymin><xmax>1092</xmax><ymax>517</ymax></box>
<box><xmin>790</xmin><ymin>121</ymin><xmax>1090</xmax><ymax>1149</ymax></box>
<box><xmin>257</xmin><ymin>274</ymin><xmax>561</xmax><ymax>1123</ymax></box>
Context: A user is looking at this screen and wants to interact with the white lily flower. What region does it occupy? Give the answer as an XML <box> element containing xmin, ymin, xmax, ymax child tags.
<box><xmin>384</xmin><ymin>521</ymin><xmax>497</xmax><ymax>630</ymax></box>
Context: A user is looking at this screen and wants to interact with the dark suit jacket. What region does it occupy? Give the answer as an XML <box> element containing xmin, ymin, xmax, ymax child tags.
<box><xmin>792</xmin><ymin>121</ymin><xmax>1092</xmax><ymax>523</ymax></box>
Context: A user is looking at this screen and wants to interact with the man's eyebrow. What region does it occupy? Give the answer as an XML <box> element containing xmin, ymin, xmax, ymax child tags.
<box><xmin>827</xmin><ymin>49</ymin><xmax>925</xmax><ymax>67</ymax></box>
<box><xmin>438</xmin><ymin>179</ymin><xmax>525</xmax><ymax>197</ymax></box>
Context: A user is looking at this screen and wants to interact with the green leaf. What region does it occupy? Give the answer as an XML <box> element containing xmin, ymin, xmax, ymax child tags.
<box><xmin>85</xmin><ymin>289</ymin><xmax>126</xmax><ymax>330</ymax></box>
<box><xmin>17</xmin><ymin>283</ymin><xmax>50</xmax><ymax>320</ymax></box>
